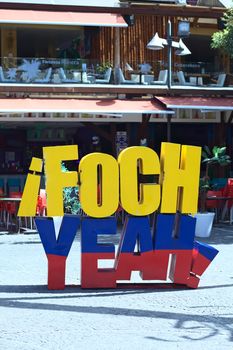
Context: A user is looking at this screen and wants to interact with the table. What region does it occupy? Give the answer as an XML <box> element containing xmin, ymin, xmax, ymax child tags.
<box><xmin>186</xmin><ymin>73</ymin><xmax>211</xmax><ymax>86</ymax></box>
<box><xmin>129</xmin><ymin>71</ymin><xmax>154</xmax><ymax>84</ymax></box>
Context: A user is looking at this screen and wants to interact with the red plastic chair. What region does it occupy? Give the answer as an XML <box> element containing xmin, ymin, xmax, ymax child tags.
<box><xmin>205</xmin><ymin>190</ymin><xmax>223</xmax><ymax>222</ymax></box>
<box><xmin>36</xmin><ymin>195</ymin><xmax>42</xmax><ymax>215</ymax></box>
<box><xmin>222</xmin><ymin>179</ymin><xmax>233</xmax><ymax>208</ymax></box>
<box><xmin>5</xmin><ymin>192</ymin><xmax>22</xmax><ymax>230</ymax></box>
<box><xmin>37</xmin><ymin>189</ymin><xmax>47</xmax><ymax>216</ymax></box>
<box><xmin>206</xmin><ymin>190</ymin><xmax>223</xmax><ymax>209</ymax></box>
<box><xmin>221</xmin><ymin>179</ymin><xmax>233</xmax><ymax>223</ymax></box>
<box><xmin>9</xmin><ymin>191</ymin><xmax>22</xmax><ymax>198</ymax></box>
<box><xmin>0</xmin><ymin>189</ymin><xmax>5</xmax><ymax>224</ymax></box>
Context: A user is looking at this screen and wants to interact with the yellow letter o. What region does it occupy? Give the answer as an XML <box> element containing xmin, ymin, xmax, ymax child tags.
<box><xmin>79</xmin><ymin>153</ymin><xmax>119</xmax><ymax>218</ymax></box>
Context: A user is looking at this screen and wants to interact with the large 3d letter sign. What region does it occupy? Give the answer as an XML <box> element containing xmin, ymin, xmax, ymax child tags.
<box><xmin>18</xmin><ymin>143</ymin><xmax>218</xmax><ymax>290</ymax></box>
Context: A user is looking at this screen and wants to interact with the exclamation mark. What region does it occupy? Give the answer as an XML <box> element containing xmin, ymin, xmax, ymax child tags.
<box><xmin>187</xmin><ymin>241</ymin><xmax>219</xmax><ymax>288</ymax></box>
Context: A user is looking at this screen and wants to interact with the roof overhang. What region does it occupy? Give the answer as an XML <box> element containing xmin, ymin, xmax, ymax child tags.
<box><xmin>0</xmin><ymin>98</ymin><xmax>174</xmax><ymax>114</ymax></box>
<box><xmin>0</xmin><ymin>9</ymin><xmax>127</xmax><ymax>27</ymax></box>
<box><xmin>0</xmin><ymin>2</ymin><xmax>225</xmax><ymax>19</ymax></box>
<box><xmin>156</xmin><ymin>96</ymin><xmax>233</xmax><ymax>111</ymax></box>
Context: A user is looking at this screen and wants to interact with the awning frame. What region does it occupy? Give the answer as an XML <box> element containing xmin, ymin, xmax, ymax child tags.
<box><xmin>0</xmin><ymin>98</ymin><xmax>174</xmax><ymax>116</ymax></box>
<box><xmin>155</xmin><ymin>96</ymin><xmax>233</xmax><ymax>112</ymax></box>
<box><xmin>0</xmin><ymin>9</ymin><xmax>128</xmax><ymax>27</ymax></box>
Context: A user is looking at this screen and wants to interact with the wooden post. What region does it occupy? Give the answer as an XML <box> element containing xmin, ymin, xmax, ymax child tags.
<box><xmin>110</xmin><ymin>124</ymin><xmax>117</xmax><ymax>156</ymax></box>
<box><xmin>1</xmin><ymin>29</ymin><xmax>17</xmax><ymax>68</ymax></box>
<box><xmin>138</xmin><ymin>114</ymin><xmax>151</xmax><ymax>145</ymax></box>
<box><xmin>167</xmin><ymin>115</ymin><xmax>172</xmax><ymax>142</ymax></box>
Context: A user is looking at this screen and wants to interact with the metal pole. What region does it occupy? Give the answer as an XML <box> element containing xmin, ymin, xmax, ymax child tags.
<box><xmin>167</xmin><ymin>20</ymin><xmax>172</xmax><ymax>89</ymax></box>
<box><xmin>114</xmin><ymin>27</ymin><xmax>120</xmax><ymax>84</ymax></box>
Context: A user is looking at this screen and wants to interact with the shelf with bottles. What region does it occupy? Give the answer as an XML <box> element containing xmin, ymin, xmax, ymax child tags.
<box><xmin>146</xmin><ymin>109</ymin><xmax>221</xmax><ymax>123</ymax></box>
<box><xmin>174</xmin><ymin>109</ymin><xmax>220</xmax><ymax>122</ymax></box>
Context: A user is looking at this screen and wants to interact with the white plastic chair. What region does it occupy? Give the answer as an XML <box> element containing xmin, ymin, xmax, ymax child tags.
<box><xmin>130</xmin><ymin>74</ymin><xmax>140</xmax><ymax>83</ymax></box>
<box><xmin>72</xmin><ymin>71</ymin><xmax>82</xmax><ymax>82</ymax></box>
<box><xmin>151</xmin><ymin>70</ymin><xmax>168</xmax><ymax>85</ymax></box>
<box><xmin>82</xmin><ymin>72</ymin><xmax>91</xmax><ymax>84</ymax></box>
<box><xmin>117</xmin><ymin>67</ymin><xmax>138</xmax><ymax>84</ymax></box>
<box><xmin>57</xmin><ymin>68</ymin><xmax>76</xmax><ymax>83</ymax></box>
<box><xmin>142</xmin><ymin>74</ymin><xmax>154</xmax><ymax>84</ymax></box>
<box><xmin>176</xmin><ymin>71</ymin><xmax>195</xmax><ymax>86</ymax></box>
<box><xmin>208</xmin><ymin>73</ymin><xmax>226</xmax><ymax>87</ymax></box>
<box><xmin>95</xmin><ymin>67</ymin><xmax>112</xmax><ymax>84</ymax></box>
<box><xmin>34</xmin><ymin>67</ymin><xmax>52</xmax><ymax>83</ymax></box>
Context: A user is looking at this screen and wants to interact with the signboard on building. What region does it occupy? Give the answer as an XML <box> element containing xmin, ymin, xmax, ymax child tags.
<box><xmin>116</xmin><ymin>131</ymin><xmax>128</xmax><ymax>155</ymax></box>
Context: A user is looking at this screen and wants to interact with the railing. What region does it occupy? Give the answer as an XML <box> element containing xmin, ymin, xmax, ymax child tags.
<box><xmin>0</xmin><ymin>56</ymin><xmax>232</xmax><ymax>88</ymax></box>
<box><xmin>123</xmin><ymin>60</ymin><xmax>232</xmax><ymax>87</ymax></box>
<box><xmin>0</xmin><ymin>57</ymin><xmax>107</xmax><ymax>84</ymax></box>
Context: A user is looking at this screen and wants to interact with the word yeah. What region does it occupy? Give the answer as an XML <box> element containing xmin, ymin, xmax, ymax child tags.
<box><xmin>35</xmin><ymin>214</ymin><xmax>218</xmax><ymax>290</ymax></box>
<box><xmin>19</xmin><ymin>142</ymin><xmax>201</xmax><ymax>218</ymax></box>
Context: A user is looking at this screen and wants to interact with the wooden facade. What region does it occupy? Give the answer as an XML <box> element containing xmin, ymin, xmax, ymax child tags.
<box><xmin>92</xmin><ymin>15</ymin><xmax>180</xmax><ymax>73</ymax></box>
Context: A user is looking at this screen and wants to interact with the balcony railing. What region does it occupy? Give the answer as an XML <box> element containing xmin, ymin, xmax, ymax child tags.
<box><xmin>0</xmin><ymin>57</ymin><xmax>232</xmax><ymax>88</ymax></box>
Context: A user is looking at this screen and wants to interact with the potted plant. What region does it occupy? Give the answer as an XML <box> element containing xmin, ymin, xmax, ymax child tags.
<box><xmin>194</xmin><ymin>145</ymin><xmax>231</xmax><ymax>237</ymax></box>
<box><xmin>62</xmin><ymin>163</ymin><xmax>81</xmax><ymax>215</ymax></box>
<box><xmin>96</xmin><ymin>61</ymin><xmax>112</xmax><ymax>75</ymax></box>
<box><xmin>53</xmin><ymin>163</ymin><xmax>81</xmax><ymax>235</ymax></box>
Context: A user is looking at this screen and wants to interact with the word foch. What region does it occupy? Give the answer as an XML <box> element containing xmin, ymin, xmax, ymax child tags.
<box><xmin>18</xmin><ymin>142</ymin><xmax>202</xmax><ymax>217</ymax></box>
<box><xmin>18</xmin><ymin>142</ymin><xmax>219</xmax><ymax>290</ymax></box>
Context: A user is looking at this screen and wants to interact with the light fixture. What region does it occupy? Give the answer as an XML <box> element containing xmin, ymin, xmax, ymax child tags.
<box><xmin>123</xmin><ymin>14</ymin><xmax>135</xmax><ymax>27</ymax></box>
<box><xmin>175</xmin><ymin>39</ymin><xmax>191</xmax><ymax>56</ymax></box>
<box><xmin>177</xmin><ymin>19</ymin><xmax>190</xmax><ymax>38</ymax></box>
<box><xmin>146</xmin><ymin>33</ymin><xmax>165</xmax><ymax>50</ymax></box>
<box><xmin>125</xmin><ymin>62</ymin><xmax>134</xmax><ymax>71</ymax></box>
<box><xmin>147</xmin><ymin>20</ymin><xmax>191</xmax><ymax>89</ymax></box>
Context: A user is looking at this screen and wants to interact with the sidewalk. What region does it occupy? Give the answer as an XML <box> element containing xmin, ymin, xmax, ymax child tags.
<box><xmin>0</xmin><ymin>223</ymin><xmax>233</xmax><ymax>349</ymax></box>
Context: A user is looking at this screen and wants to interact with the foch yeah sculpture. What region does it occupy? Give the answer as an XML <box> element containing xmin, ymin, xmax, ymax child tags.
<box><xmin>18</xmin><ymin>143</ymin><xmax>218</xmax><ymax>290</ymax></box>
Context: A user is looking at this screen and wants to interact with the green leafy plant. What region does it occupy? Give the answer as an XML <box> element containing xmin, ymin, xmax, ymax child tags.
<box><xmin>96</xmin><ymin>61</ymin><xmax>112</xmax><ymax>74</ymax></box>
<box><xmin>199</xmin><ymin>146</ymin><xmax>231</xmax><ymax>212</ymax></box>
<box><xmin>62</xmin><ymin>163</ymin><xmax>81</xmax><ymax>214</ymax></box>
<box><xmin>211</xmin><ymin>7</ymin><xmax>233</xmax><ymax>57</ymax></box>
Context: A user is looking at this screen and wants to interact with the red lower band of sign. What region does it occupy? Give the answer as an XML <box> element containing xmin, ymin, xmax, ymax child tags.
<box><xmin>46</xmin><ymin>250</ymin><xmax>209</xmax><ymax>290</ymax></box>
<box><xmin>81</xmin><ymin>250</ymin><xmax>193</xmax><ymax>289</ymax></box>
<box><xmin>186</xmin><ymin>253</ymin><xmax>212</xmax><ymax>289</ymax></box>
<box><xmin>47</xmin><ymin>254</ymin><xmax>67</xmax><ymax>290</ymax></box>
<box><xmin>191</xmin><ymin>252</ymin><xmax>212</xmax><ymax>276</ymax></box>
<box><xmin>81</xmin><ymin>252</ymin><xmax>116</xmax><ymax>289</ymax></box>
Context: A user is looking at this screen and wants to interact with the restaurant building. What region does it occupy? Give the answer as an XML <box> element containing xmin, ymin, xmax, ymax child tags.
<box><xmin>0</xmin><ymin>0</ymin><xmax>232</xmax><ymax>192</ymax></box>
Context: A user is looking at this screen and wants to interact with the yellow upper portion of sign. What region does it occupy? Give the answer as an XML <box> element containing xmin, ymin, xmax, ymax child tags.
<box><xmin>18</xmin><ymin>142</ymin><xmax>201</xmax><ymax>217</ymax></box>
